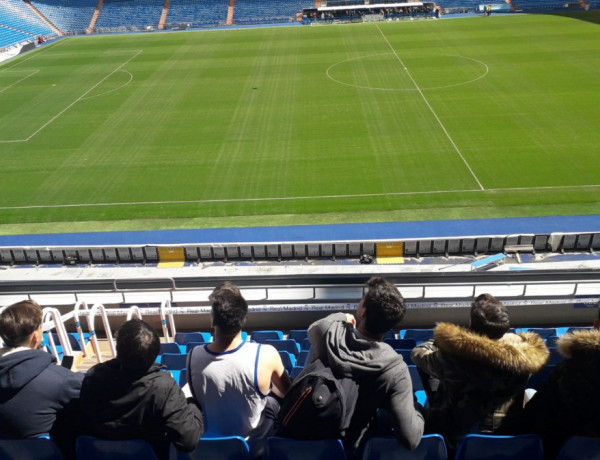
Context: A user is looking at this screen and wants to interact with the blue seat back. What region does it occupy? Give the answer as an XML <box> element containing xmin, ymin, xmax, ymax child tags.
<box><xmin>251</xmin><ymin>330</ymin><xmax>283</xmax><ymax>343</ymax></box>
<box><xmin>521</xmin><ymin>328</ymin><xmax>557</xmax><ymax>340</ymax></box>
<box><xmin>186</xmin><ymin>342</ymin><xmax>205</xmax><ymax>353</ymax></box>
<box><xmin>288</xmin><ymin>329</ymin><xmax>308</xmax><ymax>343</ymax></box>
<box><xmin>384</xmin><ymin>338</ymin><xmax>417</xmax><ymax>349</ymax></box>
<box><xmin>395</xmin><ymin>349</ymin><xmax>414</xmax><ymax>365</ymax></box>
<box><xmin>278</xmin><ymin>350</ymin><xmax>296</xmax><ymax>373</ymax></box>
<box><xmin>266</xmin><ymin>339</ymin><xmax>300</xmax><ymax>357</ymax></box>
<box><xmin>361</xmin><ymin>434</ymin><xmax>447</xmax><ymax>460</ymax></box>
<box><xmin>455</xmin><ymin>434</ymin><xmax>544</xmax><ymax>460</ymax></box>
<box><xmin>160</xmin><ymin>342</ymin><xmax>182</xmax><ymax>355</ymax></box>
<box><xmin>76</xmin><ymin>435</ymin><xmax>158</xmax><ymax>460</ymax></box>
<box><xmin>0</xmin><ymin>438</ymin><xmax>65</xmax><ymax>460</ymax></box>
<box><xmin>265</xmin><ymin>437</ymin><xmax>345</xmax><ymax>460</ymax></box>
<box><xmin>556</xmin><ymin>435</ymin><xmax>600</xmax><ymax>460</ymax></box>
<box><xmin>176</xmin><ymin>436</ymin><xmax>250</xmax><ymax>460</ymax></box>
<box><xmin>401</xmin><ymin>329</ymin><xmax>434</xmax><ymax>344</ymax></box>
<box><xmin>161</xmin><ymin>353</ymin><xmax>187</xmax><ymax>370</ymax></box>
<box><xmin>174</xmin><ymin>332</ymin><xmax>206</xmax><ymax>345</ymax></box>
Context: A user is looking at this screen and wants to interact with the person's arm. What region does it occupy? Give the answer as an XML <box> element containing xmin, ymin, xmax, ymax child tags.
<box><xmin>306</xmin><ymin>313</ymin><xmax>353</xmax><ymax>358</ymax></box>
<box><xmin>410</xmin><ymin>339</ymin><xmax>444</xmax><ymax>379</ymax></box>
<box><xmin>386</xmin><ymin>363</ymin><xmax>425</xmax><ymax>450</ymax></box>
<box><xmin>160</xmin><ymin>378</ymin><xmax>204</xmax><ymax>452</ymax></box>
<box><xmin>257</xmin><ymin>344</ymin><xmax>291</xmax><ymax>398</ymax></box>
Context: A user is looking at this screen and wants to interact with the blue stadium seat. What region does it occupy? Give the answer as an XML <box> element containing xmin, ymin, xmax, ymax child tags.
<box><xmin>401</xmin><ymin>329</ymin><xmax>434</xmax><ymax>344</ymax></box>
<box><xmin>278</xmin><ymin>350</ymin><xmax>296</xmax><ymax>374</ymax></box>
<box><xmin>301</xmin><ymin>338</ymin><xmax>311</xmax><ymax>351</ymax></box>
<box><xmin>527</xmin><ymin>364</ymin><xmax>556</xmax><ymax>390</ymax></box>
<box><xmin>383</xmin><ymin>329</ymin><xmax>396</xmax><ymax>340</ymax></box>
<box><xmin>265</xmin><ymin>437</ymin><xmax>346</xmax><ymax>460</ymax></box>
<box><xmin>76</xmin><ymin>435</ymin><xmax>158</xmax><ymax>460</ymax></box>
<box><xmin>395</xmin><ymin>349</ymin><xmax>414</xmax><ymax>365</ymax></box>
<box><xmin>520</xmin><ymin>328</ymin><xmax>557</xmax><ymax>340</ymax></box>
<box><xmin>160</xmin><ymin>342</ymin><xmax>182</xmax><ymax>355</ymax></box>
<box><xmin>186</xmin><ymin>342</ymin><xmax>205</xmax><ymax>354</ymax></box>
<box><xmin>297</xmin><ymin>350</ymin><xmax>309</xmax><ymax>367</ymax></box>
<box><xmin>251</xmin><ymin>330</ymin><xmax>284</xmax><ymax>343</ymax></box>
<box><xmin>556</xmin><ymin>436</ymin><xmax>600</xmax><ymax>460</ymax></box>
<box><xmin>547</xmin><ymin>347</ymin><xmax>563</xmax><ymax>365</ymax></box>
<box><xmin>361</xmin><ymin>434</ymin><xmax>448</xmax><ymax>460</ymax></box>
<box><xmin>161</xmin><ymin>353</ymin><xmax>187</xmax><ymax>370</ymax></box>
<box><xmin>408</xmin><ymin>365</ymin><xmax>427</xmax><ymax>406</ymax></box>
<box><xmin>174</xmin><ymin>332</ymin><xmax>207</xmax><ymax>345</ymax></box>
<box><xmin>0</xmin><ymin>438</ymin><xmax>65</xmax><ymax>460</ymax></box>
<box><xmin>384</xmin><ymin>338</ymin><xmax>417</xmax><ymax>349</ymax></box>
<box><xmin>288</xmin><ymin>329</ymin><xmax>308</xmax><ymax>343</ymax></box>
<box><xmin>178</xmin><ymin>368</ymin><xmax>188</xmax><ymax>387</ymax></box>
<box><xmin>266</xmin><ymin>339</ymin><xmax>301</xmax><ymax>357</ymax></box>
<box><xmin>454</xmin><ymin>434</ymin><xmax>544</xmax><ymax>460</ymax></box>
<box><xmin>290</xmin><ymin>366</ymin><xmax>303</xmax><ymax>380</ymax></box>
<box><xmin>546</xmin><ymin>335</ymin><xmax>559</xmax><ymax>347</ymax></box>
<box><xmin>176</xmin><ymin>436</ymin><xmax>250</xmax><ymax>460</ymax></box>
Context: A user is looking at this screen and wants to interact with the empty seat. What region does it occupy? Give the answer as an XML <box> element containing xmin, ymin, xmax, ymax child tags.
<box><xmin>176</xmin><ymin>436</ymin><xmax>250</xmax><ymax>460</ymax></box>
<box><xmin>408</xmin><ymin>365</ymin><xmax>427</xmax><ymax>406</ymax></box>
<box><xmin>401</xmin><ymin>329</ymin><xmax>434</xmax><ymax>344</ymax></box>
<box><xmin>301</xmin><ymin>338</ymin><xmax>311</xmax><ymax>351</ymax></box>
<box><xmin>527</xmin><ymin>364</ymin><xmax>556</xmax><ymax>390</ymax></box>
<box><xmin>297</xmin><ymin>350</ymin><xmax>310</xmax><ymax>367</ymax></box>
<box><xmin>251</xmin><ymin>330</ymin><xmax>283</xmax><ymax>343</ymax></box>
<box><xmin>383</xmin><ymin>329</ymin><xmax>396</xmax><ymax>340</ymax></box>
<box><xmin>160</xmin><ymin>342</ymin><xmax>182</xmax><ymax>355</ymax></box>
<box><xmin>361</xmin><ymin>434</ymin><xmax>448</xmax><ymax>460</ymax></box>
<box><xmin>76</xmin><ymin>435</ymin><xmax>158</xmax><ymax>460</ymax></box>
<box><xmin>454</xmin><ymin>434</ymin><xmax>544</xmax><ymax>460</ymax></box>
<box><xmin>384</xmin><ymin>338</ymin><xmax>417</xmax><ymax>349</ymax></box>
<box><xmin>266</xmin><ymin>339</ymin><xmax>300</xmax><ymax>357</ymax></box>
<box><xmin>278</xmin><ymin>351</ymin><xmax>296</xmax><ymax>374</ymax></box>
<box><xmin>521</xmin><ymin>328</ymin><xmax>557</xmax><ymax>340</ymax></box>
<box><xmin>161</xmin><ymin>353</ymin><xmax>187</xmax><ymax>370</ymax></box>
<box><xmin>0</xmin><ymin>438</ymin><xmax>65</xmax><ymax>460</ymax></box>
<box><xmin>395</xmin><ymin>349</ymin><xmax>414</xmax><ymax>365</ymax></box>
<box><xmin>556</xmin><ymin>435</ymin><xmax>600</xmax><ymax>460</ymax></box>
<box><xmin>174</xmin><ymin>332</ymin><xmax>207</xmax><ymax>345</ymax></box>
<box><xmin>185</xmin><ymin>342</ymin><xmax>205</xmax><ymax>354</ymax></box>
<box><xmin>288</xmin><ymin>329</ymin><xmax>308</xmax><ymax>343</ymax></box>
<box><xmin>265</xmin><ymin>437</ymin><xmax>345</xmax><ymax>460</ymax></box>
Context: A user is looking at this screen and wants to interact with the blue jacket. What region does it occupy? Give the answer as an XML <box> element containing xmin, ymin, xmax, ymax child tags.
<box><xmin>0</xmin><ymin>348</ymin><xmax>83</xmax><ymax>438</ymax></box>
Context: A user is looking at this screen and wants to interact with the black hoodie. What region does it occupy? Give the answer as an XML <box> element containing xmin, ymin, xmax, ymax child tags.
<box><xmin>0</xmin><ymin>348</ymin><xmax>83</xmax><ymax>438</ymax></box>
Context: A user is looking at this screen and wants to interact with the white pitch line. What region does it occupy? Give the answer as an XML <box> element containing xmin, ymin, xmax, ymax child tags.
<box><xmin>0</xmin><ymin>69</ymin><xmax>39</xmax><ymax>95</ymax></box>
<box><xmin>1</xmin><ymin>184</ymin><xmax>598</xmax><ymax>211</ymax></box>
<box><xmin>375</xmin><ymin>25</ymin><xmax>485</xmax><ymax>191</ymax></box>
<box><xmin>0</xmin><ymin>50</ymin><xmax>142</xmax><ymax>144</ymax></box>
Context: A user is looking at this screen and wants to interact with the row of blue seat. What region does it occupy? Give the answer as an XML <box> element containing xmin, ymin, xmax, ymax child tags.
<box><xmin>3</xmin><ymin>433</ymin><xmax>598</xmax><ymax>459</ymax></box>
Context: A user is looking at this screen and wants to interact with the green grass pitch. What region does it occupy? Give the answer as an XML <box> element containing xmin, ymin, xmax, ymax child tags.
<box><xmin>1</xmin><ymin>13</ymin><xmax>599</xmax><ymax>234</ymax></box>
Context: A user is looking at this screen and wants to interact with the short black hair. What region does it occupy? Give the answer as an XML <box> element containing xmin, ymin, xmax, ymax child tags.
<box><xmin>362</xmin><ymin>277</ymin><xmax>406</xmax><ymax>335</ymax></box>
<box><xmin>209</xmin><ymin>282</ymin><xmax>248</xmax><ymax>336</ymax></box>
<box><xmin>470</xmin><ymin>293</ymin><xmax>510</xmax><ymax>340</ymax></box>
<box><xmin>115</xmin><ymin>319</ymin><xmax>160</xmax><ymax>374</ymax></box>
<box><xmin>0</xmin><ymin>300</ymin><xmax>43</xmax><ymax>348</ymax></box>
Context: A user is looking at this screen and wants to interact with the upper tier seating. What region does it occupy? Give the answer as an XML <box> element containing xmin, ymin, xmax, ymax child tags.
<box><xmin>166</xmin><ymin>0</ymin><xmax>229</xmax><ymax>29</ymax></box>
<box><xmin>30</xmin><ymin>0</ymin><xmax>97</xmax><ymax>34</ymax></box>
<box><xmin>95</xmin><ymin>0</ymin><xmax>165</xmax><ymax>31</ymax></box>
<box><xmin>0</xmin><ymin>0</ymin><xmax>54</xmax><ymax>48</ymax></box>
<box><xmin>232</xmin><ymin>0</ymin><xmax>307</xmax><ymax>25</ymax></box>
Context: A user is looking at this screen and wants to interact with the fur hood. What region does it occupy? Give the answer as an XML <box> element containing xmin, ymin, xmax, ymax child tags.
<box><xmin>433</xmin><ymin>322</ymin><xmax>548</xmax><ymax>375</ymax></box>
<box><xmin>557</xmin><ymin>329</ymin><xmax>600</xmax><ymax>359</ymax></box>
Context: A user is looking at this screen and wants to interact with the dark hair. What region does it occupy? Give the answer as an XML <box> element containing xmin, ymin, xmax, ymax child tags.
<box><xmin>0</xmin><ymin>300</ymin><xmax>43</xmax><ymax>348</ymax></box>
<box><xmin>210</xmin><ymin>282</ymin><xmax>248</xmax><ymax>336</ymax></box>
<box><xmin>362</xmin><ymin>277</ymin><xmax>406</xmax><ymax>335</ymax></box>
<box><xmin>470</xmin><ymin>293</ymin><xmax>510</xmax><ymax>339</ymax></box>
<box><xmin>115</xmin><ymin>319</ymin><xmax>160</xmax><ymax>373</ymax></box>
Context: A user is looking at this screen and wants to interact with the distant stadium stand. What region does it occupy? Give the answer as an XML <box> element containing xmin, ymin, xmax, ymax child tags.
<box><xmin>95</xmin><ymin>0</ymin><xmax>165</xmax><ymax>33</ymax></box>
<box><xmin>0</xmin><ymin>0</ymin><xmax>55</xmax><ymax>48</ymax></box>
<box><xmin>232</xmin><ymin>0</ymin><xmax>307</xmax><ymax>25</ymax></box>
<box><xmin>165</xmin><ymin>0</ymin><xmax>229</xmax><ymax>29</ymax></box>
<box><xmin>30</xmin><ymin>0</ymin><xmax>97</xmax><ymax>34</ymax></box>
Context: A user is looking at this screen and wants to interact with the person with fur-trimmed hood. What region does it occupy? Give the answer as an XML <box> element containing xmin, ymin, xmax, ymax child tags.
<box><xmin>411</xmin><ymin>294</ymin><xmax>548</xmax><ymax>455</ymax></box>
<box><xmin>523</xmin><ymin>302</ymin><xmax>600</xmax><ymax>459</ymax></box>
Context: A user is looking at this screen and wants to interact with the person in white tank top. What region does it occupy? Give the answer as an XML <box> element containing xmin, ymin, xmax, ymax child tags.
<box><xmin>187</xmin><ymin>282</ymin><xmax>291</xmax><ymax>458</ymax></box>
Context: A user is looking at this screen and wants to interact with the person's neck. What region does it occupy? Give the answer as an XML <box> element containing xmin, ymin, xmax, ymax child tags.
<box><xmin>207</xmin><ymin>330</ymin><xmax>243</xmax><ymax>353</ymax></box>
<box><xmin>357</xmin><ymin>324</ymin><xmax>383</xmax><ymax>341</ymax></box>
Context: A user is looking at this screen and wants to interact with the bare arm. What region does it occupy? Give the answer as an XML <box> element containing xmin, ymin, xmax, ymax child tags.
<box><xmin>257</xmin><ymin>344</ymin><xmax>291</xmax><ymax>398</ymax></box>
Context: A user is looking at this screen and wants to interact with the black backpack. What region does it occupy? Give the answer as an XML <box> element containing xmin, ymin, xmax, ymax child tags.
<box><xmin>278</xmin><ymin>357</ymin><xmax>359</xmax><ymax>440</ymax></box>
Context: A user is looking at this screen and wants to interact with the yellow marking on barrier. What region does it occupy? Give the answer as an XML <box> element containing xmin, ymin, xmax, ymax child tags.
<box><xmin>376</xmin><ymin>242</ymin><xmax>404</xmax><ymax>264</ymax></box>
<box><xmin>158</xmin><ymin>247</ymin><xmax>185</xmax><ymax>268</ymax></box>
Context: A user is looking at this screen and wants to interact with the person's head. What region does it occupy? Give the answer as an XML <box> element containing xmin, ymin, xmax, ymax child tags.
<box><xmin>209</xmin><ymin>282</ymin><xmax>248</xmax><ymax>337</ymax></box>
<box><xmin>0</xmin><ymin>300</ymin><xmax>43</xmax><ymax>348</ymax></box>
<box><xmin>115</xmin><ymin>319</ymin><xmax>160</xmax><ymax>374</ymax></box>
<box><xmin>358</xmin><ymin>277</ymin><xmax>406</xmax><ymax>337</ymax></box>
<box><xmin>469</xmin><ymin>293</ymin><xmax>510</xmax><ymax>340</ymax></box>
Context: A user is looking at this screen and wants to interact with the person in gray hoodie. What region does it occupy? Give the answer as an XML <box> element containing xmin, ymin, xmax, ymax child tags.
<box><xmin>0</xmin><ymin>300</ymin><xmax>83</xmax><ymax>439</ymax></box>
<box><xmin>305</xmin><ymin>277</ymin><xmax>424</xmax><ymax>452</ymax></box>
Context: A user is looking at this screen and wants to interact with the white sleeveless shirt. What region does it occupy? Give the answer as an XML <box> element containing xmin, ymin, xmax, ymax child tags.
<box><xmin>188</xmin><ymin>341</ymin><xmax>268</xmax><ymax>438</ymax></box>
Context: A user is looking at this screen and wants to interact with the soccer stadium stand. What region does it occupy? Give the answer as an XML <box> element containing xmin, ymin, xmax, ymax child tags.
<box><xmin>165</xmin><ymin>0</ymin><xmax>229</xmax><ymax>29</ymax></box>
<box><xmin>0</xmin><ymin>0</ymin><xmax>55</xmax><ymax>48</ymax></box>
<box><xmin>29</xmin><ymin>0</ymin><xmax>97</xmax><ymax>34</ymax></box>
<box><xmin>232</xmin><ymin>0</ymin><xmax>307</xmax><ymax>25</ymax></box>
<box><xmin>94</xmin><ymin>0</ymin><xmax>165</xmax><ymax>32</ymax></box>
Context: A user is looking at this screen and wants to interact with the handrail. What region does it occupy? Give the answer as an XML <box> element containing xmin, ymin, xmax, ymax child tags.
<box><xmin>41</xmin><ymin>307</ymin><xmax>73</xmax><ymax>363</ymax></box>
<box><xmin>73</xmin><ymin>300</ymin><xmax>102</xmax><ymax>360</ymax></box>
<box><xmin>126</xmin><ymin>305</ymin><xmax>143</xmax><ymax>320</ymax></box>
<box><xmin>159</xmin><ymin>300</ymin><xmax>177</xmax><ymax>341</ymax></box>
<box><xmin>88</xmin><ymin>303</ymin><xmax>116</xmax><ymax>362</ymax></box>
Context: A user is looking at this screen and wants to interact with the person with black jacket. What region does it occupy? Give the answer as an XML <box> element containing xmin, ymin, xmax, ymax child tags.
<box><xmin>78</xmin><ymin>319</ymin><xmax>203</xmax><ymax>459</ymax></box>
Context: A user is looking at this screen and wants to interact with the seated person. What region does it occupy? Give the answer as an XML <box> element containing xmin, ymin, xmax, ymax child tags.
<box><xmin>0</xmin><ymin>300</ymin><xmax>83</xmax><ymax>438</ymax></box>
<box><xmin>411</xmin><ymin>294</ymin><xmax>548</xmax><ymax>455</ymax></box>
<box><xmin>187</xmin><ymin>282</ymin><xmax>291</xmax><ymax>458</ymax></box>
<box><xmin>524</xmin><ymin>302</ymin><xmax>600</xmax><ymax>458</ymax></box>
<box><xmin>78</xmin><ymin>319</ymin><xmax>203</xmax><ymax>459</ymax></box>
